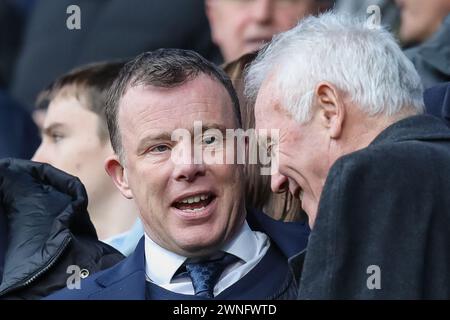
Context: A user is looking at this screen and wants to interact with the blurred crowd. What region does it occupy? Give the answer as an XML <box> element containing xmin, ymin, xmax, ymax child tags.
<box><xmin>0</xmin><ymin>0</ymin><xmax>449</xmax><ymax>300</ymax></box>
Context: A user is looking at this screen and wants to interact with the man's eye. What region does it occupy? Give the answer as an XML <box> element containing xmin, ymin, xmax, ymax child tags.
<box><xmin>50</xmin><ymin>133</ymin><xmax>64</xmax><ymax>143</ymax></box>
<box><xmin>149</xmin><ymin>145</ymin><xmax>171</xmax><ymax>153</ymax></box>
<box><xmin>203</xmin><ymin>135</ymin><xmax>217</xmax><ymax>145</ymax></box>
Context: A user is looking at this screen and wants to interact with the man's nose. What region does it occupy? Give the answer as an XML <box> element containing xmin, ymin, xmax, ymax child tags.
<box><xmin>251</xmin><ymin>0</ymin><xmax>273</xmax><ymax>23</ymax></box>
<box><xmin>31</xmin><ymin>145</ymin><xmax>47</xmax><ymax>163</ymax></box>
<box><xmin>173</xmin><ymin>162</ymin><xmax>206</xmax><ymax>182</ymax></box>
<box><xmin>271</xmin><ymin>171</ymin><xmax>288</xmax><ymax>193</ymax></box>
<box><xmin>171</xmin><ymin>142</ymin><xmax>207</xmax><ymax>182</ymax></box>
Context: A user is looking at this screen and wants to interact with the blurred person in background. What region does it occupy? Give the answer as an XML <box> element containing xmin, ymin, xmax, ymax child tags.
<box><xmin>0</xmin><ymin>0</ymin><xmax>39</xmax><ymax>159</ymax></box>
<box><xmin>206</xmin><ymin>0</ymin><xmax>334</xmax><ymax>63</ymax></box>
<box><xmin>0</xmin><ymin>0</ymin><xmax>22</xmax><ymax>89</ymax></box>
<box><xmin>397</xmin><ymin>0</ymin><xmax>450</xmax><ymax>47</ymax></box>
<box><xmin>397</xmin><ymin>0</ymin><xmax>450</xmax><ymax>88</ymax></box>
<box><xmin>32</xmin><ymin>62</ymin><xmax>143</xmax><ymax>256</ymax></box>
<box><xmin>335</xmin><ymin>0</ymin><xmax>400</xmax><ymax>31</ymax></box>
<box><xmin>0</xmin><ymin>0</ymin><xmax>36</xmax><ymax>89</ymax></box>
<box><xmin>10</xmin><ymin>0</ymin><xmax>220</xmax><ymax>113</ymax></box>
<box><xmin>423</xmin><ymin>82</ymin><xmax>450</xmax><ymax>125</ymax></box>
<box><xmin>0</xmin><ymin>90</ymin><xmax>40</xmax><ymax>159</ymax></box>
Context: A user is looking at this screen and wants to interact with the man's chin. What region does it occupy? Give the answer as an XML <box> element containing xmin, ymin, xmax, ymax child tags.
<box><xmin>174</xmin><ymin>235</ymin><xmax>225</xmax><ymax>258</ymax></box>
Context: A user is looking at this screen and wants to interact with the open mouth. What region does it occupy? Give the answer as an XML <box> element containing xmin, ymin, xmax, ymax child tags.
<box><xmin>172</xmin><ymin>193</ymin><xmax>216</xmax><ymax>213</ymax></box>
<box><xmin>290</xmin><ymin>186</ymin><xmax>303</xmax><ymax>200</ymax></box>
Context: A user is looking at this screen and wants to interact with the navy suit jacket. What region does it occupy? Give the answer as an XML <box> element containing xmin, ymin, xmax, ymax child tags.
<box><xmin>45</xmin><ymin>209</ymin><xmax>309</xmax><ymax>300</ymax></box>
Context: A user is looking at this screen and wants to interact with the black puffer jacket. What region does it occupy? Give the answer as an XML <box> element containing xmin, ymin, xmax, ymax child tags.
<box><xmin>0</xmin><ymin>158</ymin><xmax>124</xmax><ymax>299</ymax></box>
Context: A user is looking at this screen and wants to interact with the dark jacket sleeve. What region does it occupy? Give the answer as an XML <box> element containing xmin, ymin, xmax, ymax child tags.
<box><xmin>0</xmin><ymin>159</ymin><xmax>124</xmax><ymax>299</ymax></box>
<box><xmin>298</xmin><ymin>143</ymin><xmax>450</xmax><ymax>299</ymax></box>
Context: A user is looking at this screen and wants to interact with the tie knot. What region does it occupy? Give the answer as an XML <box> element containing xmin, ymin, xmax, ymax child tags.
<box><xmin>184</xmin><ymin>253</ymin><xmax>238</xmax><ymax>299</ymax></box>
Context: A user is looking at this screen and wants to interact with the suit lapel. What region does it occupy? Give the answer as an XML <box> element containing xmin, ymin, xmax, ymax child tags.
<box><xmin>246</xmin><ymin>208</ymin><xmax>310</xmax><ymax>258</ymax></box>
<box><xmin>89</xmin><ymin>237</ymin><xmax>146</xmax><ymax>300</ymax></box>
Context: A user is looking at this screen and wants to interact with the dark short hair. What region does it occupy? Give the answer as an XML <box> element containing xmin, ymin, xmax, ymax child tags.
<box><xmin>105</xmin><ymin>48</ymin><xmax>241</xmax><ymax>156</ymax></box>
<box><xmin>37</xmin><ymin>61</ymin><xmax>125</xmax><ymax>141</ymax></box>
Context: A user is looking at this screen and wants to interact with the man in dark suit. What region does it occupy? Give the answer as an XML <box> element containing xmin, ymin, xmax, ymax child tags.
<box><xmin>246</xmin><ymin>12</ymin><xmax>450</xmax><ymax>299</ymax></box>
<box><xmin>45</xmin><ymin>49</ymin><xmax>309</xmax><ymax>300</ymax></box>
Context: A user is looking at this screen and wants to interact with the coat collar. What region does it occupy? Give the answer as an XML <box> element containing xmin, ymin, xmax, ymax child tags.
<box><xmin>370</xmin><ymin>114</ymin><xmax>450</xmax><ymax>146</ymax></box>
<box><xmin>92</xmin><ymin>237</ymin><xmax>146</xmax><ymax>299</ymax></box>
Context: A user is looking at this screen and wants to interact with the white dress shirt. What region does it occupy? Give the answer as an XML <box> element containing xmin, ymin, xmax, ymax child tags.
<box><xmin>144</xmin><ymin>220</ymin><xmax>270</xmax><ymax>296</ymax></box>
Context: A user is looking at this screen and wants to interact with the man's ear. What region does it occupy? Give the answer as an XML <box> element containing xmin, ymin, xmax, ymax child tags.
<box><xmin>104</xmin><ymin>155</ymin><xmax>133</xmax><ymax>199</ymax></box>
<box><xmin>314</xmin><ymin>81</ymin><xmax>345</xmax><ymax>139</ymax></box>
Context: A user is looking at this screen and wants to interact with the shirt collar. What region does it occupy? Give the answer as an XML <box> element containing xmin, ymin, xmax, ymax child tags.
<box><xmin>221</xmin><ymin>221</ymin><xmax>258</xmax><ymax>263</ymax></box>
<box><xmin>144</xmin><ymin>220</ymin><xmax>257</xmax><ymax>285</ymax></box>
<box><xmin>144</xmin><ymin>233</ymin><xmax>186</xmax><ymax>285</ymax></box>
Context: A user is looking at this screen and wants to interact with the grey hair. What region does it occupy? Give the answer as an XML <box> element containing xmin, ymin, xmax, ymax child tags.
<box><xmin>245</xmin><ymin>11</ymin><xmax>425</xmax><ymax>123</ymax></box>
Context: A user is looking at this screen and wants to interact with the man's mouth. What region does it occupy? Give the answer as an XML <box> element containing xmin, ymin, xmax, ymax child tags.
<box><xmin>172</xmin><ymin>193</ymin><xmax>216</xmax><ymax>213</ymax></box>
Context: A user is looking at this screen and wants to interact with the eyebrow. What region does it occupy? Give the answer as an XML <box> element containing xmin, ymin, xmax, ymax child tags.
<box><xmin>136</xmin><ymin>132</ymin><xmax>173</xmax><ymax>154</ymax></box>
<box><xmin>42</xmin><ymin>123</ymin><xmax>65</xmax><ymax>136</ymax></box>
